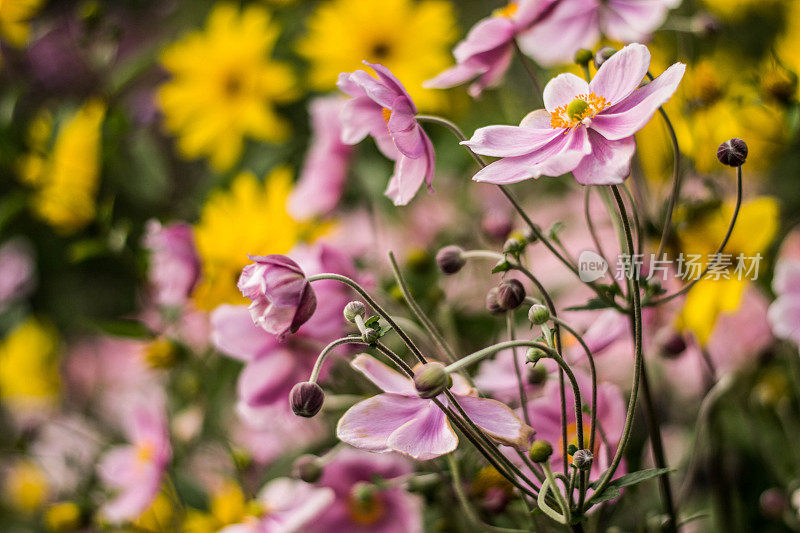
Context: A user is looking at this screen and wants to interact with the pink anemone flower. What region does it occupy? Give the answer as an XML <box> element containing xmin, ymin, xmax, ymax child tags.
<box><xmin>337</xmin><ymin>355</ymin><xmax>532</xmax><ymax>461</ymax></box>
<box><xmin>338</xmin><ymin>62</ymin><xmax>435</xmax><ymax>206</ymax></box>
<box><xmin>769</xmin><ymin>259</ymin><xmax>800</xmax><ymax>350</ymax></box>
<box><xmin>463</xmin><ymin>43</ymin><xmax>685</xmax><ymax>186</ymax></box>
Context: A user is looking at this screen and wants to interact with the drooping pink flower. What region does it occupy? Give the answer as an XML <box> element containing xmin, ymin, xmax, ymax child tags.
<box><xmin>337</xmin><ymin>355</ymin><xmax>532</xmax><ymax>461</ymax></box>
<box><xmin>425</xmin><ymin>1</ymin><xmax>557</xmax><ymax>97</ymax></box>
<box><xmin>97</xmin><ymin>396</ymin><xmax>171</xmax><ymax>523</ymax></box>
<box><xmin>309</xmin><ymin>447</ymin><xmax>423</xmax><ymax>533</ymax></box>
<box><xmin>338</xmin><ymin>62</ymin><xmax>435</xmax><ymax>206</ymax></box>
<box><xmin>143</xmin><ymin>220</ymin><xmax>200</xmax><ymax>307</ymax></box>
<box><xmin>238</xmin><ymin>255</ymin><xmax>317</xmax><ymax>338</ymax></box>
<box><xmin>219</xmin><ymin>478</ymin><xmax>334</xmax><ymax>533</ymax></box>
<box><xmin>0</xmin><ymin>239</ymin><xmax>35</xmax><ymax>310</ymax></box>
<box><xmin>289</xmin><ymin>97</ymin><xmax>353</xmax><ymax>220</ymax></box>
<box><xmin>769</xmin><ymin>259</ymin><xmax>800</xmax><ymax>349</ymax></box>
<box><xmin>516</xmin><ymin>0</ymin><xmax>680</xmax><ymax>66</ymax></box>
<box><xmin>463</xmin><ymin>43</ymin><xmax>685</xmax><ymax>186</ymax></box>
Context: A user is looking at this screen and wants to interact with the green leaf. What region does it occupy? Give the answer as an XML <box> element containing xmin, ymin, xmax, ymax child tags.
<box><xmin>364</xmin><ymin>316</ymin><xmax>380</xmax><ymax>327</ymax></box>
<box><xmin>591</xmin><ymin>485</ymin><xmax>621</xmax><ymax>504</ymax></box>
<box><xmin>564</xmin><ymin>298</ymin><xmax>615</xmax><ymax>312</ymax></box>
<box><xmin>591</xmin><ymin>468</ymin><xmax>673</xmax><ymax>489</ymax></box>
<box><xmin>89</xmin><ymin>319</ymin><xmax>153</xmax><ymax>339</ymax></box>
<box><xmin>491</xmin><ymin>260</ymin><xmax>511</xmax><ymax>274</ymax></box>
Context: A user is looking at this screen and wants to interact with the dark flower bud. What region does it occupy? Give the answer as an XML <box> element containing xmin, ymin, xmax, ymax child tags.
<box><xmin>481</xmin><ymin>211</ymin><xmax>513</xmax><ymax>242</ymax></box>
<box><xmin>526</xmin><ymin>364</ymin><xmax>547</xmax><ymax>385</ymax></box>
<box><xmin>343</xmin><ymin>301</ymin><xmax>366</xmax><ymax>323</ymax></box>
<box><xmin>413</xmin><ymin>362</ymin><xmax>451</xmax><ymax>399</ymax></box>
<box><xmin>528</xmin><ymin>304</ymin><xmax>550</xmax><ymax>325</ymax></box>
<box><xmin>526</xmin><ymin>347</ymin><xmax>547</xmax><ymax>364</ymax></box>
<box><xmin>436</xmin><ymin>245</ymin><xmax>466</xmax><ymax>275</ymax></box>
<box><xmin>567</xmin><ymin>444</ymin><xmax>579</xmax><ymax>456</ymax></box>
<box><xmin>594</xmin><ymin>47</ymin><xmax>617</xmax><ymax>69</ymax></box>
<box><xmin>572</xmin><ymin>449</ymin><xmax>593</xmax><ymax>470</ymax></box>
<box><xmin>528</xmin><ymin>439</ymin><xmax>553</xmax><ymax>463</ymax></box>
<box><xmin>292</xmin><ymin>454</ymin><xmax>323</xmax><ymax>483</ymax></box>
<box><xmin>661</xmin><ymin>333</ymin><xmax>687</xmax><ymax>359</ymax></box>
<box><xmin>481</xmin><ymin>487</ymin><xmax>510</xmax><ymax>514</ymax></box>
<box><xmin>717</xmin><ymin>138</ymin><xmax>748</xmax><ymax>167</ymax></box>
<box><xmin>574</xmin><ymin>48</ymin><xmax>593</xmax><ymax>66</ymax></box>
<box><xmin>485</xmin><ymin>287</ymin><xmax>504</xmax><ymax>315</ymax></box>
<box><xmin>759</xmin><ymin>488</ymin><xmax>787</xmax><ymax>519</ymax></box>
<box><xmin>496</xmin><ymin>279</ymin><xmax>525</xmax><ymax>311</ymax></box>
<box><xmin>290</xmin><ymin>381</ymin><xmax>325</xmax><ymax>418</ymax></box>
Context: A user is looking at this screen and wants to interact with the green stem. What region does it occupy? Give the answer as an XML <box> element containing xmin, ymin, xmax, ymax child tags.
<box><xmin>310</xmin><ymin>336</ymin><xmax>366</xmax><ymax>382</ymax></box>
<box><xmin>507</xmin><ymin>312</ymin><xmax>531</xmax><ymax>425</ymax></box>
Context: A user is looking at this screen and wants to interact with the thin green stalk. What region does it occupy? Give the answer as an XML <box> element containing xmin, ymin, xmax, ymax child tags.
<box><xmin>310</xmin><ymin>336</ymin><xmax>366</xmax><ymax>382</ymax></box>
<box><xmin>507</xmin><ymin>312</ymin><xmax>531</xmax><ymax>425</ymax></box>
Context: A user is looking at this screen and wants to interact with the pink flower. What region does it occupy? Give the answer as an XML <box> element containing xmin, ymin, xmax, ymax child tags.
<box><xmin>238</xmin><ymin>255</ymin><xmax>317</xmax><ymax>338</ymax></box>
<box><xmin>97</xmin><ymin>396</ymin><xmax>171</xmax><ymax>523</ymax></box>
<box><xmin>289</xmin><ymin>97</ymin><xmax>353</xmax><ymax>220</ymax></box>
<box><xmin>516</xmin><ymin>0</ymin><xmax>680</xmax><ymax>66</ymax></box>
<box><xmin>425</xmin><ymin>1</ymin><xmax>557</xmax><ymax>97</ymax></box>
<box><xmin>0</xmin><ymin>238</ymin><xmax>35</xmax><ymax>310</ymax></box>
<box><xmin>463</xmin><ymin>43</ymin><xmax>685</xmax><ymax>186</ymax></box>
<box><xmin>338</xmin><ymin>62</ymin><xmax>435</xmax><ymax>206</ymax></box>
<box><xmin>142</xmin><ymin>220</ymin><xmax>200</xmax><ymax>307</ymax></box>
<box><xmin>337</xmin><ymin>355</ymin><xmax>532</xmax><ymax>461</ymax></box>
<box><xmin>769</xmin><ymin>259</ymin><xmax>800</xmax><ymax>349</ymax></box>
<box><xmin>219</xmin><ymin>478</ymin><xmax>334</xmax><ymax>533</ymax></box>
<box><xmin>309</xmin><ymin>448</ymin><xmax>423</xmax><ymax>533</ymax></box>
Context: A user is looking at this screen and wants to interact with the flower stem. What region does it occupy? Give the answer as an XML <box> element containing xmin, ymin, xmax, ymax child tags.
<box><xmin>512</xmin><ymin>39</ymin><xmax>543</xmax><ymax>103</ymax></box>
<box><xmin>506</xmin><ymin>312</ymin><xmax>531</xmax><ymax>425</ymax></box>
<box><xmin>309</xmin><ymin>336</ymin><xmax>366</xmax><ymax>382</ymax></box>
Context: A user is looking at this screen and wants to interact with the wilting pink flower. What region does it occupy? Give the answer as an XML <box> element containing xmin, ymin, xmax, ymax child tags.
<box><xmin>337</xmin><ymin>355</ymin><xmax>532</xmax><ymax>460</ymax></box>
<box><xmin>238</xmin><ymin>255</ymin><xmax>317</xmax><ymax>338</ymax></box>
<box><xmin>220</xmin><ymin>478</ymin><xmax>334</xmax><ymax>533</ymax></box>
<box><xmin>769</xmin><ymin>259</ymin><xmax>800</xmax><ymax>349</ymax></box>
<box><xmin>143</xmin><ymin>220</ymin><xmax>200</xmax><ymax>307</ymax></box>
<box><xmin>310</xmin><ymin>448</ymin><xmax>422</xmax><ymax>533</ymax></box>
<box><xmin>338</xmin><ymin>62</ymin><xmax>435</xmax><ymax>206</ymax></box>
<box><xmin>516</xmin><ymin>0</ymin><xmax>680</xmax><ymax>66</ymax></box>
<box><xmin>97</xmin><ymin>396</ymin><xmax>171</xmax><ymax>523</ymax></box>
<box><xmin>0</xmin><ymin>239</ymin><xmax>35</xmax><ymax>310</ymax></box>
<box><xmin>464</xmin><ymin>43</ymin><xmax>684</xmax><ymax>186</ymax></box>
<box><xmin>289</xmin><ymin>97</ymin><xmax>353</xmax><ymax>220</ymax></box>
<box><xmin>425</xmin><ymin>1</ymin><xmax>556</xmax><ymax>97</ymax></box>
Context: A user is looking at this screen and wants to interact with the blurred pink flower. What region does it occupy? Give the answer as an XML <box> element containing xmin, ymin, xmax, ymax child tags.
<box><xmin>143</xmin><ymin>220</ymin><xmax>200</xmax><ymax>308</ymax></box>
<box><xmin>337</xmin><ymin>355</ymin><xmax>532</xmax><ymax>460</ymax></box>
<box><xmin>30</xmin><ymin>415</ymin><xmax>102</xmax><ymax>495</ymax></box>
<box><xmin>309</xmin><ymin>448</ymin><xmax>422</xmax><ymax>533</ymax></box>
<box><xmin>0</xmin><ymin>239</ymin><xmax>35</xmax><ymax>309</ymax></box>
<box><xmin>233</xmin><ymin>407</ymin><xmax>323</xmax><ymax>464</ymax></box>
<box><xmin>97</xmin><ymin>396</ymin><xmax>171</xmax><ymax>523</ymax></box>
<box><xmin>517</xmin><ymin>0</ymin><xmax>680</xmax><ymax>66</ymax></box>
<box><xmin>338</xmin><ymin>62</ymin><xmax>435</xmax><ymax>206</ymax></box>
<box><xmin>769</xmin><ymin>259</ymin><xmax>800</xmax><ymax>349</ymax></box>
<box><xmin>464</xmin><ymin>43</ymin><xmax>684</xmax><ymax>185</ymax></box>
<box><xmin>289</xmin><ymin>97</ymin><xmax>353</xmax><ymax>220</ymax></box>
<box><xmin>220</xmin><ymin>478</ymin><xmax>334</xmax><ymax>533</ymax></box>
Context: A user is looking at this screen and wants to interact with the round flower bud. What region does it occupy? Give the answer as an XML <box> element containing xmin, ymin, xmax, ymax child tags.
<box><xmin>528</xmin><ymin>439</ymin><xmax>553</xmax><ymax>463</ymax></box>
<box><xmin>361</xmin><ymin>327</ymin><xmax>380</xmax><ymax>344</ymax></box>
<box><xmin>594</xmin><ymin>47</ymin><xmax>616</xmax><ymax>69</ymax></box>
<box><xmin>759</xmin><ymin>488</ymin><xmax>787</xmax><ymax>519</ymax></box>
<box><xmin>292</xmin><ymin>454</ymin><xmax>323</xmax><ymax>483</ymax></box>
<box><xmin>436</xmin><ymin>245</ymin><xmax>466</xmax><ymax>275</ymax></box>
<box><xmin>503</xmin><ymin>236</ymin><xmax>525</xmax><ymax>256</ymax></box>
<box><xmin>574</xmin><ymin>48</ymin><xmax>593</xmax><ymax>66</ymax></box>
<box><xmin>496</xmin><ymin>279</ymin><xmax>526</xmax><ymax>311</ymax></box>
<box><xmin>290</xmin><ymin>381</ymin><xmax>325</xmax><ymax>418</ymax></box>
<box><xmin>522</xmin><ymin>224</ymin><xmax>540</xmax><ymax>244</ymax></box>
<box><xmin>717</xmin><ymin>138</ymin><xmax>748</xmax><ymax>167</ymax></box>
<box><xmin>343</xmin><ymin>301</ymin><xmax>366</xmax><ymax>323</ymax></box>
<box><xmin>485</xmin><ymin>287</ymin><xmax>504</xmax><ymax>315</ymax></box>
<box><xmin>526</xmin><ymin>347</ymin><xmax>547</xmax><ymax>364</ymax></box>
<box><xmin>572</xmin><ymin>449</ymin><xmax>593</xmax><ymax>470</ymax></box>
<box><xmin>413</xmin><ymin>362</ymin><xmax>451</xmax><ymax>399</ymax></box>
<box><xmin>526</xmin><ymin>364</ymin><xmax>547</xmax><ymax>385</ymax></box>
<box><xmin>528</xmin><ymin>304</ymin><xmax>550</xmax><ymax>325</ymax></box>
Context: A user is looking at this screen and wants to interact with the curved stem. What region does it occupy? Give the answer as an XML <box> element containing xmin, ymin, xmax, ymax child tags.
<box><xmin>507</xmin><ymin>312</ymin><xmax>531</xmax><ymax>425</ymax></box>
<box><xmin>310</xmin><ymin>336</ymin><xmax>366</xmax><ymax>382</ymax></box>
<box><xmin>584</xmin><ymin>187</ymin><xmax>621</xmax><ymax>293</ymax></box>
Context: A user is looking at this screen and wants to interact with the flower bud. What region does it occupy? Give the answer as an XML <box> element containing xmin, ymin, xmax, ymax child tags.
<box><xmin>526</xmin><ymin>364</ymin><xmax>547</xmax><ymax>385</ymax></box>
<box><xmin>574</xmin><ymin>48</ymin><xmax>593</xmax><ymax>66</ymax></box>
<box><xmin>413</xmin><ymin>362</ymin><xmax>451</xmax><ymax>399</ymax></box>
<box><xmin>526</xmin><ymin>347</ymin><xmax>546</xmax><ymax>364</ymax></box>
<box><xmin>292</xmin><ymin>454</ymin><xmax>323</xmax><ymax>483</ymax></box>
<box><xmin>485</xmin><ymin>287</ymin><xmax>504</xmax><ymax>315</ymax></box>
<box><xmin>436</xmin><ymin>245</ymin><xmax>466</xmax><ymax>275</ymax></box>
<box><xmin>343</xmin><ymin>301</ymin><xmax>366</xmax><ymax>323</ymax></box>
<box><xmin>496</xmin><ymin>279</ymin><xmax>525</xmax><ymax>311</ymax></box>
<box><xmin>481</xmin><ymin>211</ymin><xmax>513</xmax><ymax>242</ymax></box>
<box><xmin>528</xmin><ymin>304</ymin><xmax>550</xmax><ymax>325</ymax></box>
<box><xmin>572</xmin><ymin>449</ymin><xmax>593</xmax><ymax>470</ymax></box>
<box><xmin>661</xmin><ymin>333</ymin><xmax>687</xmax><ymax>359</ymax></box>
<box><xmin>361</xmin><ymin>327</ymin><xmax>380</xmax><ymax>344</ymax></box>
<box><xmin>759</xmin><ymin>488</ymin><xmax>787</xmax><ymax>519</ymax></box>
<box><xmin>594</xmin><ymin>47</ymin><xmax>616</xmax><ymax>69</ymax></box>
<box><xmin>528</xmin><ymin>439</ymin><xmax>553</xmax><ymax>463</ymax></box>
<box><xmin>290</xmin><ymin>381</ymin><xmax>325</xmax><ymax>418</ymax></box>
<box><xmin>716</xmin><ymin>138</ymin><xmax>748</xmax><ymax>167</ymax></box>
<box><xmin>522</xmin><ymin>225</ymin><xmax>540</xmax><ymax>244</ymax></box>
<box><xmin>503</xmin><ymin>236</ymin><xmax>525</xmax><ymax>257</ymax></box>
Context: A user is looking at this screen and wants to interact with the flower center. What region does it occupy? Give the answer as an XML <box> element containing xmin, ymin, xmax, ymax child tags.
<box><xmin>347</xmin><ymin>483</ymin><xmax>386</xmax><ymax>525</ymax></box>
<box><xmin>381</xmin><ymin>107</ymin><xmax>392</xmax><ymax>124</ymax></box>
<box><xmin>560</xmin><ymin>422</ymin><xmax>598</xmax><ymax>460</ymax></box>
<box><xmin>223</xmin><ymin>72</ymin><xmax>244</xmax><ymax>99</ymax></box>
<box><xmin>550</xmin><ymin>94</ymin><xmax>609</xmax><ymax>130</ymax></box>
<box><xmin>136</xmin><ymin>441</ymin><xmax>155</xmax><ymax>464</ymax></box>
<box><xmin>371</xmin><ymin>42</ymin><xmax>392</xmax><ymax>60</ymax></box>
<box><xmin>493</xmin><ymin>3</ymin><xmax>519</xmax><ymax>18</ymax></box>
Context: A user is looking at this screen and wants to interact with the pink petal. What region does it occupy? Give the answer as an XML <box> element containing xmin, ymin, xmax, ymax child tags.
<box><xmin>455</xmin><ymin>394</ymin><xmax>532</xmax><ymax>448</ymax></box>
<box><xmin>339</xmin><ymin>96</ymin><xmax>383</xmax><ymax>145</ymax></box>
<box><xmin>258</xmin><ymin>478</ymin><xmax>335</xmax><ymax>532</ymax></box>
<box><xmin>388</xmin><ymin>97</ymin><xmax>425</xmax><ymax>159</ymax></box>
<box><xmin>384</xmin><ymin>136</ymin><xmax>434</xmax><ymax>205</ymax></box>
<box><xmin>453</xmin><ymin>17</ymin><xmax>515</xmax><ymax>63</ymax></box>
<box><xmin>600</xmin><ymin>0</ymin><xmax>678</xmax><ymax>42</ymax></box>
<box><xmin>589</xmin><ymin>43</ymin><xmax>650</xmax><ymax>106</ymax></box>
<box><xmin>364</xmin><ymin>62</ymin><xmax>417</xmax><ymax>113</ymax></box>
<box><xmin>542</xmin><ymin>73</ymin><xmax>590</xmax><ymax>113</ymax></box>
<box><xmin>351</xmin><ymin>354</ymin><xmax>416</xmax><ymax>395</ymax></box>
<box><xmin>462</xmin><ymin>111</ymin><xmax>560</xmax><ymax>157</ymax></box>
<box><xmin>211</xmin><ymin>305</ymin><xmax>277</xmax><ymax>362</ymax></box>
<box><xmin>337</xmin><ymin>393</ymin><xmax>428</xmax><ymax>452</ymax></box>
<box><xmin>773</xmin><ymin>260</ymin><xmax>800</xmax><ymax>296</ymax></box>
<box><xmin>349</xmin><ymin>69</ymin><xmax>399</xmax><ymax>108</ymax></box>
<box><xmin>238</xmin><ymin>351</ymin><xmax>297</xmax><ymax>407</ymax></box>
<box><xmin>386</xmin><ymin>401</ymin><xmax>458</xmax><ymax>460</ymax></box>
<box><xmin>424</xmin><ymin>62</ymin><xmax>485</xmax><ymax>90</ymax></box>
<box><xmin>590</xmin><ymin>62</ymin><xmax>685</xmax><ymax>140</ymax></box>
<box><xmin>516</xmin><ymin>1</ymin><xmax>600</xmax><ymax>67</ymax></box>
<box><xmin>468</xmin><ymin>47</ymin><xmax>514</xmax><ymax>97</ymax></box>
<box><xmin>571</xmin><ymin>131</ymin><xmax>635</xmax><ymax>185</ymax></box>
<box><xmin>768</xmin><ymin>298</ymin><xmax>800</xmax><ymax>344</ymax></box>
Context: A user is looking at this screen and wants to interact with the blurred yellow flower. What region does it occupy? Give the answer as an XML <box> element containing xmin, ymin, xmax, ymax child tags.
<box><xmin>17</xmin><ymin>100</ymin><xmax>106</xmax><ymax>234</ymax></box>
<box><xmin>158</xmin><ymin>3</ymin><xmax>298</xmax><ymax>172</ymax></box>
<box><xmin>0</xmin><ymin>0</ymin><xmax>43</xmax><ymax>46</ymax></box>
<box><xmin>183</xmin><ymin>481</ymin><xmax>254</xmax><ymax>532</ymax></box>
<box><xmin>676</xmin><ymin>197</ymin><xmax>779</xmax><ymax>345</ymax></box>
<box><xmin>0</xmin><ymin>318</ymin><xmax>60</xmax><ymax>408</ymax></box>
<box><xmin>776</xmin><ymin>0</ymin><xmax>800</xmax><ymax>98</ymax></box>
<box><xmin>4</xmin><ymin>459</ymin><xmax>48</xmax><ymax>513</ymax></box>
<box><xmin>701</xmin><ymin>0</ymin><xmax>781</xmax><ymax>20</ymax></box>
<box><xmin>131</xmin><ymin>490</ymin><xmax>176</xmax><ymax>532</ymax></box>
<box><xmin>297</xmin><ymin>0</ymin><xmax>457</xmax><ymax>111</ymax></box>
<box><xmin>193</xmin><ymin>167</ymin><xmax>324</xmax><ymax>310</ymax></box>
<box><xmin>45</xmin><ymin>502</ymin><xmax>82</xmax><ymax>532</ymax></box>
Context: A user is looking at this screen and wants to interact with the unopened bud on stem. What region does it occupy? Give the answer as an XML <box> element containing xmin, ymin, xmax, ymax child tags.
<box><xmin>496</xmin><ymin>279</ymin><xmax>526</xmax><ymax>311</ymax></box>
<box><xmin>413</xmin><ymin>362</ymin><xmax>451</xmax><ymax>399</ymax></box>
<box><xmin>594</xmin><ymin>47</ymin><xmax>616</xmax><ymax>69</ymax></box>
<box><xmin>528</xmin><ymin>304</ymin><xmax>550</xmax><ymax>325</ymax></box>
<box><xmin>292</xmin><ymin>454</ymin><xmax>323</xmax><ymax>482</ymax></box>
<box><xmin>343</xmin><ymin>301</ymin><xmax>366</xmax><ymax>323</ymax></box>
<box><xmin>436</xmin><ymin>245</ymin><xmax>466</xmax><ymax>274</ymax></box>
<box><xmin>528</xmin><ymin>439</ymin><xmax>553</xmax><ymax>463</ymax></box>
<box><xmin>717</xmin><ymin>138</ymin><xmax>748</xmax><ymax>167</ymax></box>
<box><xmin>572</xmin><ymin>449</ymin><xmax>593</xmax><ymax>470</ymax></box>
<box><xmin>290</xmin><ymin>381</ymin><xmax>325</xmax><ymax>417</ymax></box>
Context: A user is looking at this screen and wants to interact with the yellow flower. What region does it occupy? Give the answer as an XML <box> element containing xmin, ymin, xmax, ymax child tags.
<box><xmin>17</xmin><ymin>100</ymin><xmax>105</xmax><ymax>234</ymax></box>
<box><xmin>701</xmin><ymin>0</ymin><xmax>781</xmax><ymax>20</ymax></box>
<box><xmin>777</xmin><ymin>0</ymin><xmax>800</xmax><ymax>99</ymax></box>
<box><xmin>131</xmin><ymin>490</ymin><xmax>175</xmax><ymax>532</ymax></box>
<box><xmin>676</xmin><ymin>197</ymin><xmax>779</xmax><ymax>345</ymax></box>
<box><xmin>183</xmin><ymin>481</ymin><xmax>254</xmax><ymax>533</ymax></box>
<box><xmin>4</xmin><ymin>459</ymin><xmax>48</xmax><ymax>513</ymax></box>
<box><xmin>0</xmin><ymin>0</ymin><xmax>43</xmax><ymax>47</ymax></box>
<box><xmin>0</xmin><ymin>318</ymin><xmax>60</xmax><ymax>408</ymax></box>
<box><xmin>297</xmin><ymin>0</ymin><xmax>457</xmax><ymax>111</ymax></box>
<box><xmin>158</xmin><ymin>3</ymin><xmax>298</xmax><ymax>171</ymax></box>
<box><xmin>45</xmin><ymin>502</ymin><xmax>82</xmax><ymax>532</ymax></box>
<box><xmin>193</xmin><ymin>167</ymin><xmax>324</xmax><ymax>310</ymax></box>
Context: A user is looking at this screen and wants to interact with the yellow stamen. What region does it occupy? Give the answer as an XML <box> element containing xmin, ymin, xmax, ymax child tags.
<box><xmin>381</xmin><ymin>107</ymin><xmax>392</xmax><ymax>124</ymax></box>
<box><xmin>347</xmin><ymin>489</ymin><xmax>386</xmax><ymax>525</ymax></box>
<box><xmin>560</xmin><ymin>422</ymin><xmax>598</xmax><ymax>460</ymax></box>
<box><xmin>493</xmin><ymin>3</ymin><xmax>519</xmax><ymax>18</ymax></box>
<box><xmin>550</xmin><ymin>93</ymin><xmax>609</xmax><ymax>130</ymax></box>
<box><xmin>136</xmin><ymin>442</ymin><xmax>155</xmax><ymax>464</ymax></box>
